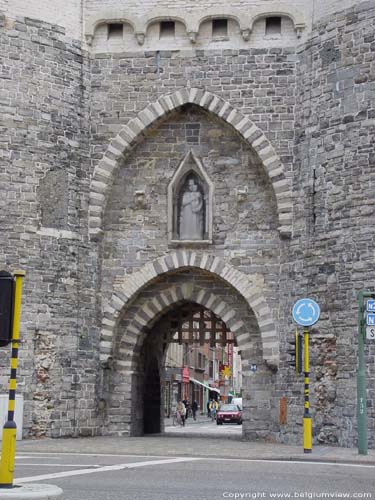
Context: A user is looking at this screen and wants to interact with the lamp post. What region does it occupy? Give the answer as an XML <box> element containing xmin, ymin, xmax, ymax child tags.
<box><xmin>181</xmin><ymin>345</ymin><xmax>195</xmax><ymax>400</ymax></box>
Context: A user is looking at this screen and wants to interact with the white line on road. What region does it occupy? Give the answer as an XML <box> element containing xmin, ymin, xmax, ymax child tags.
<box><xmin>16</xmin><ymin>457</ymin><xmax>202</xmax><ymax>483</ymax></box>
<box><xmin>17</xmin><ymin>463</ymin><xmax>102</xmax><ymax>468</ymax></box>
<box><xmin>202</xmin><ymin>458</ymin><xmax>375</xmax><ymax>468</ymax></box>
<box><xmin>17</xmin><ymin>452</ymin><xmax>174</xmax><ymax>459</ymax></box>
<box><xmin>15</xmin><ymin>452</ymin><xmax>375</xmax><ymax>469</ymax></box>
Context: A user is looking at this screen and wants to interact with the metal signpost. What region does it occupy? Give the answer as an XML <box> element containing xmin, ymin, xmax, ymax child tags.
<box><xmin>356</xmin><ymin>291</ymin><xmax>375</xmax><ymax>455</ymax></box>
<box><xmin>292</xmin><ymin>298</ymin><xmax>320</xmax><ymax>454</ymax></box>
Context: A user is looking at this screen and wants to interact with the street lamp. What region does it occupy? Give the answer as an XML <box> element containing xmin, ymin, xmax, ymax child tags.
<box><xmin>181</xmin><ymin>345</ymin><xmax>195</xmax><ymax>400</ymax></box>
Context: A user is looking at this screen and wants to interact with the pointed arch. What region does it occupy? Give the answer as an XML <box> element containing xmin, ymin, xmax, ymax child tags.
<box><xmin>100</xmin><ymin>251</ymin><xmax>279</xmax><ymax>370</ymax></box>
<box><xmin>89</xmin><ymin>88</ymin><xmax>293</xmax><ymax>240</ymax></box>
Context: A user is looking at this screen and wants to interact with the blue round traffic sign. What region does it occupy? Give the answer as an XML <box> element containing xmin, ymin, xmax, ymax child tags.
<box><xmin>292</xmin><ymin>298</ymin><xmax>320</xmax><ymax>327</ymax></box>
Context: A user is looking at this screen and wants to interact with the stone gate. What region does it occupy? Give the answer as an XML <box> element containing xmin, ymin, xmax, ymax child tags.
<box><xmin>0</xmin><ymin>0</ymin><xmax>374</xmax><ymax>447</ymax></box>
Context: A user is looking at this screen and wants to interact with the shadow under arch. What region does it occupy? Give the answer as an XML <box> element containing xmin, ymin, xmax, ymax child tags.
<box><xmin>89</xmin><ymin>88</ymin><xmax>293</xmax><ymax>240</ymax></box>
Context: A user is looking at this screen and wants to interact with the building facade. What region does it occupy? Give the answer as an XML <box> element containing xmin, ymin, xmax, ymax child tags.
<box><xmin>0</xmin><ymin>0</ymin><xmax>374</xmax><ymax>446</ymax></box>
<box><xmin>164</xmin><ymin>339</ymin><xmax>242</xmax><ymax>417</ymax></box>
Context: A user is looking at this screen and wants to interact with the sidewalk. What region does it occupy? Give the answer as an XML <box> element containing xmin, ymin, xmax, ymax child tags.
<box><xmin>15</xmin><ymin>434</ymin><xmax>375</xmax><ymax>466</ymax></box>
<box><xmin>164</xmin><ymin>413</ymin><xmax>210</xmax><ymax>426</ymax></box>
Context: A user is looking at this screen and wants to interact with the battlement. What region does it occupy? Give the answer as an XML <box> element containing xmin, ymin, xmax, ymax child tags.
<box><xmin>2</xmin><ymin>0</ymin><xmax>363</xmax><ymax>41</ymax></box>
<box><xmin>87</xmin><ymin>5</ymin><xmax>305</xmax><ymax>52</ymax></box>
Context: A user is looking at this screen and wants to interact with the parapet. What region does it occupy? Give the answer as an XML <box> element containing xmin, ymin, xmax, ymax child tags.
<box><xmin>85</xmin><ymin>4</ymin><xmax>306</xmax><ymax>51</ymax></box>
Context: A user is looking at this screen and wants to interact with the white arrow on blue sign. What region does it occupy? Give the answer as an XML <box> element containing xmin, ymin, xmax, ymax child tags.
<box><xmin>366</xmin><ymin>313</ymin><xmax>375</xmax><ymax>326</ymax></box>
<box><xmin>292</xmin><ymin>298</ymin><xmax>320</xmax><ymax>327</ymax></box>
<box><xmin>367</xmin><ymin>300</ymin><xmax>375</xmax><ymax>312</ymax></box>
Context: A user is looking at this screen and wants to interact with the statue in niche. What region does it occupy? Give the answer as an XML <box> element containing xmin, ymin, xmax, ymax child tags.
<box><xmin>179</xmin><ymin>177</ymin><xmax>204</xmax><ymax>240</ymax></box>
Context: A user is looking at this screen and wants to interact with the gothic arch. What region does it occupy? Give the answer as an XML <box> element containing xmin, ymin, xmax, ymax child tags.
<box><xmin>89</xmin><ymin>88</ymin><xmax>293</xmax><ymax>240</ymax></box>
<box><xmin>100</xmin><ymin>251</ymin><xmax>279</xmax><ymax>370</ymax></box>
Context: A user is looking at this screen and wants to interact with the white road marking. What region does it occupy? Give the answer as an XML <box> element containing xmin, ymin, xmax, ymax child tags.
<box><xmin>202</xmin><ymin>458</ymin><xmax>375</xmax><ymax>468</ymax></box>
<box><xmin>16</xmin><ymin>457</ymin><xmax>202</xmax><ymax>483</ymax></box>
<box><xmin>17</xmin><ymin>452</ymin><xmax>173</xmax><ymax>459</ymax></box>
<box><xmin>15</xmin><ymin>452</ymin><xmax>375</xmax><ymax>469</ymax></box>
<box><xmin>17</xmin><ymin>463</ymin><xmax>102</xmax><ymax>468</ymax></box>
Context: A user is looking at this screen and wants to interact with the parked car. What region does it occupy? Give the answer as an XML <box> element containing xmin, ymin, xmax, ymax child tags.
<box><xmin>216</xmin><ymin>404</ymin><xmax>242</xmax><ymax>425</ymax></box>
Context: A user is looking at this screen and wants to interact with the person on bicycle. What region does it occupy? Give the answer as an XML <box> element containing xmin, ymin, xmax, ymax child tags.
<box><xmin>209</xmin><ymin>399</ymin><xmax>218</xmax><ymax>421</ymax></box>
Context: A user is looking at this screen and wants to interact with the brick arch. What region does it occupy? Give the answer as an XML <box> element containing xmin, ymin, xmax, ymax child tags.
<box><xmin>100</xmin><ymin>251</ymin><xmax>279</xmax><ymax>370</ymax></box>
<box><xmin>89</xmin><ymin>88</ymin><xmax>293</xmax><ymax>240</ymax></box>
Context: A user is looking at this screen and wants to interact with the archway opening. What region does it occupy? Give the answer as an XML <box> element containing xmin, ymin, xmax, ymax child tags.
<box><xmin>102</xmin><ymin>266</ymin><xmax>279</xmax><ymax>441</ymax></box>
<box><xmin>141</xmin><ymin>300</ymin><xmax>242</xmax><ymax>436</ymax></box>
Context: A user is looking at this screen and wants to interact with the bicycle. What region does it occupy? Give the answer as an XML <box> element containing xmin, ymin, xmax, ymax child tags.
<box><xmin>172</xmin><ymin>411</ymin><xmax>183</xmax><ymax>426</ymax></box>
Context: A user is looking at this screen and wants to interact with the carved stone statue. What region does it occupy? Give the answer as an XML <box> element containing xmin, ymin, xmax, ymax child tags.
<box><xmin>179</xmin><ymin>178</ymin><xmax>204</xmax><ymax>240</ymax></box>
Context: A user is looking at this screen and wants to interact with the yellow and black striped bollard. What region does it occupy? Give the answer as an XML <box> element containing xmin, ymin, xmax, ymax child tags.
<box><xmin>303</xmin><ymin>327</ymin><xmax>312</xmax><ymax>453</ymax></box>
<box><xmin>0</xmin><ymin>270</ymin><xmax>25</xmax><ymax>488</ymax></box>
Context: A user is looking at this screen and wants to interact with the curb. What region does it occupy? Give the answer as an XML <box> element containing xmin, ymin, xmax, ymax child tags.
<box><xmin>0</xmin><ymin>483</ymin><xmax>63</xmax><ymax>499</ymax></box>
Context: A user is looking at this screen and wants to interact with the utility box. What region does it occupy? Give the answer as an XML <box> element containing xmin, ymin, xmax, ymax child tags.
<box><xmin>0</xmin><ymin>394</ymin><xmax>23</xmax><ymax>440</ymax></box>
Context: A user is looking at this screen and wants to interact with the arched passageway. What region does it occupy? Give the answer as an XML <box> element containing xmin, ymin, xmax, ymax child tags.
<box><xmin>99</xmin><ymin>268</ymin><xmax>279</xmax><ymax>441</ymax></box>
<box><xmin>142</xmin><ymin>301</ymin><xmax>236</xmax><ymax>434</ymax></box>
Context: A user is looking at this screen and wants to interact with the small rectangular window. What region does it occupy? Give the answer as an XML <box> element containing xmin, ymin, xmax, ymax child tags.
<box><xmin>265</xmin><ymin>17</ymin><xmax>281</xmax><ymax>36</ymax></box>
<box><xmin>160</xmin><ymin>21</ymin><xmax>175</xmax><ymax>38</ymax></box>
<box><xmin>108</xmin><ymin>23</ymin><xmax>123</xmax><ymax>39</ymax></box>
<box><xmin>212</xmin><ymin>19</ymin><xmax>228</xmax><ymax>37</ymax></box>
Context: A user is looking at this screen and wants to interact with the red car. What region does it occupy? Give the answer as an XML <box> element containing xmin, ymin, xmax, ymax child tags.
<box><xmin>216</xmin><ymin>404</ymin><xmax>242</xmax><ymax>425</ymax></box>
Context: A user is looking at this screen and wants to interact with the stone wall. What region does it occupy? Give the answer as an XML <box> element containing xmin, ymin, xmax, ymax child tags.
<box><xmin>4</xmin><ymin>0</ymin><xmax>82</xmax><ymax>39</ymax></box>
<box><xmin>0</xmin><ymin>13</ymin><xmax>98</xmax><ymax>438</ymax></box>
<box><xmin>290</xmin><ymin>0</ymin><xmax>375</xmax><ymax>446</ymax></box>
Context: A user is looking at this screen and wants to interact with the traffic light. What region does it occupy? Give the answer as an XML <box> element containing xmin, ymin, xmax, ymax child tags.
<box><xmin>0</xmin><ymin>271</ymin><xmax>15</xmax><ymax>347</ymax></box>
<box><xmin>287</xmin><ymin>330</ymin><xmax>302</xmax><ymax>374</ymax></box>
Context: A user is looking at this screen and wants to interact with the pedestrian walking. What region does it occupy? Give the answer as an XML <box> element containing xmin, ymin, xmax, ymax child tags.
<box><xmin>183</xmin><ymin>399</ymin><xmax>190</xmax><ymax>420</ymax></box>
<box><xmin>207</xmin><ymin>399</ymin><xmax>211</xmax><ymax>418</ymax></box>
<box><xmin>177</xmin><ymin>400</ymin><xmax>186</xmax><ymax>426</ymax></box>
<box><xmin>192</xmin><ymin>400</ymin><xmax>198</xmax><ymax>421</ymax></box>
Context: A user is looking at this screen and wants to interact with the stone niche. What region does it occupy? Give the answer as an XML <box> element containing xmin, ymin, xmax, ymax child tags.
<box><xmin>168</xmin><ymin>151</ymin><xmax>213</xmax><ymax>244</ymax></box>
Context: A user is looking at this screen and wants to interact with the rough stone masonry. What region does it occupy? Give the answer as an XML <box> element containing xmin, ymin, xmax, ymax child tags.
<box><xmin>0</xmin><ymin>0</ymin><xmax>374</xmax><ymax>447</ymax></box>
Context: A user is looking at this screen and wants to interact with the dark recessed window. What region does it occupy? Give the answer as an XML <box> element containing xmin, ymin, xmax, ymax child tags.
<box><xmin>212</xmin><ymin>18</ymin><xmax>228</xmax><ymax>37</ymax></box>
<box><xmin>265</xmin><ymin>17</ymin><xmax>281</xmax><ymax>36</ymax></box>
<box><xmin>108</xmin><ymin>23</ymin><xmax>123</xmax><ymax>39</ymax></box>
<box><xmin>160</xmin><ymin>21</ymin><xmax>175</xmax><ymax>38</ymax></box>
